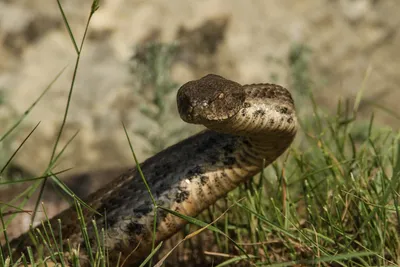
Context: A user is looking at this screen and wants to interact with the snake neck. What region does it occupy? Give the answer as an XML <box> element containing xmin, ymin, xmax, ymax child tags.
<box><xmin>195</xmin><ymin>83</ymin><xmax>297</xmax><ymax>195</ymax></box>
<box><xmin>204</xmin><ymin>83</ymin><xmax>297</xmax><ymax>175</ymax></box>
<box><xmin>237</xmin><ymin>133</ymin><xmax>296</xmax><ymax>174</ymax></box>
<box><xmin>175</xmin><ymin>83</ymin><xmax>298</xmax><ymax>215</ymax></box>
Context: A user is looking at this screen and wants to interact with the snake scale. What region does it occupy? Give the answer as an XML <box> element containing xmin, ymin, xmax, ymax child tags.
<box><xmin>6</xmin><ymin>74</ymin><xmax>297</xmax><ymax>266</ymax></box>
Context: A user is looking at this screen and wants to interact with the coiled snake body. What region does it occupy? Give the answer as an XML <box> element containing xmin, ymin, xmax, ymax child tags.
<box><xmin>7</xmin><ymin>74</ymin><xmax>297</xmax><ymax>265</ymax></box>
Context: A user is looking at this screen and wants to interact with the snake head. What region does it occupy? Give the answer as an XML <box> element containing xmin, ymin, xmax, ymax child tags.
<box><xmin>177</xmin><ymin>74</ymin><xmax>245</xmax><ymax>124</ymax></box>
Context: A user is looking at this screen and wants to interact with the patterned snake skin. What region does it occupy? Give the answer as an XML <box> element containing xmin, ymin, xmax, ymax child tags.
<box><xmin>6</xmin><ymin>74</ymin><xmax>298</xmax><ymax>266</ymax></box>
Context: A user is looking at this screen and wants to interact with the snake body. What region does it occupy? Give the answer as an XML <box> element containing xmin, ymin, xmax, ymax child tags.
<box><xmin>7</xmin><ymin>74</ymin><xmax>297</xmax><ymax>265</ymax></box>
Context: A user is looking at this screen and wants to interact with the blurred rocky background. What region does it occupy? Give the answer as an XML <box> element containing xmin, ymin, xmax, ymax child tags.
<box><xmin>1</xmin><ymin>0</ymin><xmax>399</xmax><ymax>246</ymax></box>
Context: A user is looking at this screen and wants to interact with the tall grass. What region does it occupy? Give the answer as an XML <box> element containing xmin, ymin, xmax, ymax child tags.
<box><xmin>1</xmin><ymin>0</ymin><xmax>101</xmax><ymax>266</ymax></box>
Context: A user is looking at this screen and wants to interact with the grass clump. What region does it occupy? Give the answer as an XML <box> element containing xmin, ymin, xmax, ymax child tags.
<box><xmin>1</xmin><ymin>0</ymin><xmax>103</xmax><ymax>266</ymax></box>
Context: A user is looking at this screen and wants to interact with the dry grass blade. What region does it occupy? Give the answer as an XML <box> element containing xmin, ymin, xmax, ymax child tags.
<box><xmin>154</xmin><ymin>200</ymin><xmax>247</xmax><ymax>267</ymax></box>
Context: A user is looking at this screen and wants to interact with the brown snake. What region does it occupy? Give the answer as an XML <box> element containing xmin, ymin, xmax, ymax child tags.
<box><xmin>5</xmin><ymin>74</ymin><xmax>297</xmax><ymax>266</ymax></box>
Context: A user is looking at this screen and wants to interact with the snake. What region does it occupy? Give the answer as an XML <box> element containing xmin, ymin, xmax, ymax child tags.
<box><xmin>6</xmin><ymin>74</ymin><xmax>297</xmax><ymax>266</ymax></box>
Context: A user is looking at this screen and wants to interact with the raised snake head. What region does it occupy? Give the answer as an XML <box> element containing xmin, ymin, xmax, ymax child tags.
<box><xmin>177</xmin><ymin>74</ymin><xmax>245</xmax><ymax>124</ymax></box>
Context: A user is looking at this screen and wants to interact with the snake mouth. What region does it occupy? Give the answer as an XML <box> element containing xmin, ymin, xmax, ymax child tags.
<box><xmin>177</xmin><ymin>93</ymin><xmax>196</xmax><ymax>123</ymax></box>
<box><xmin>178</xmin><ymin>102</ymin><xmax>211</xmax><ymax>124</ymax></box>
<box><xmin>177</xmin><ymin>91</ymin><xmax>211</xmax><ymax>124</ymax></box>
<box><xmin>178</xmin><ymin>99</ymin><xmax>242</xmax><ymax>125</ymax></box>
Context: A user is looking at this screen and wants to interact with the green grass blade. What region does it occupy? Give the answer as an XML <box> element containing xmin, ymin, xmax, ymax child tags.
<box><xmin>0</xmin><ymin>169</ymin><xmax>71</xmax><ymax>186</ymax></box>
<box><xmin>56</xmin><ymin>0</ymin><xmax>79</xmax><ymax>54</ymax></box>
<box><xmin>0</xmin><ymin>122</ymin><xmax>40</xmax><ymax>176</ymax></box>
<box><xmin>138</xmin><ymin>241</ymin><xmax>163</xmax><ymax>267</ymax></box>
